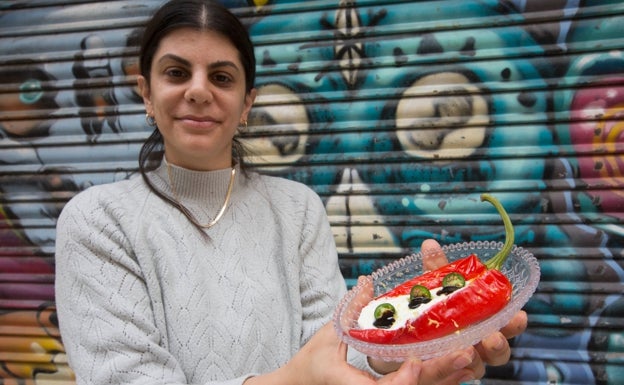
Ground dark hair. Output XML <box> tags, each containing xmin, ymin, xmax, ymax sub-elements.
<box><xmin>137</xmin><ymin>0</ymin><xmax>256</xmax><ymax>229</ymax></box>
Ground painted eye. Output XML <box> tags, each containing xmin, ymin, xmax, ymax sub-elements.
<box><xmin>395</xmin><ymin>72</ymin><xmax>489</xmax><ymax>160</ymax></box>
<box><xmin>244</xmin><ymin>83</ymin><xmax>309</xmax><ymax>168</ymax></box>
<box><xmin>19</xmin><ymin>79</ymin><xmax>44</xmax><ymax>104</ymax></box>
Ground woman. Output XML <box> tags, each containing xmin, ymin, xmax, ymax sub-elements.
<box><xmin>55</xmin><ymin>1</ymin><xmax>527</xmax><ymax>384</ymax></box>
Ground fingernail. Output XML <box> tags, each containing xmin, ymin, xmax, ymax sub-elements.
<box><xmin>410</xmin><ymin>359</ymin><xmax>422</xmax><ymax>377</ymax></box>
<box><xmin>493</xmin><ymin>333</ymin><xmax>506</xmax><ymax>350</ymax></box>
<box><xmin>453</xmin><ymin>352</ymin><xmax>473</xmax><ymax>370</ymax></box>
<box><xmin>459</xmin><ymin>374</ymin><xmax>475</xmax><ymax>383</ymax></box>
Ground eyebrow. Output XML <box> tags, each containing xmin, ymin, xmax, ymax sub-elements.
<box><xmin>157</xmin><ymin>53</ymin><xmax>240</xmax><ymax>72</ymax></box>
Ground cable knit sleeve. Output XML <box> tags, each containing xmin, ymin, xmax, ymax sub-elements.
<box><xmin>295</xmin><ymin>186</ymin><xmax>377</xmax><ymax>373</ymax></box>
<box><xmin>297</xmin><ymin>187</ymin><xmax>347</xmax><ymax>344</ymax></box>
<box><xmin>54</xmin><ymin>184</ymin><xmax>255</xmax><ymax>385</ymax></box>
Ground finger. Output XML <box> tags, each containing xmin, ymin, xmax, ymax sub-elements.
<box><xmin>462</xmin><ymin>346</ymin><xmax>486</xmax><ymax>380</ymax></box>
<box><xmin>320</xmin><ymin>322</ymin><xmax>345</xmax><ymax>348</ymax></box>
<box><xmin>357</xmin><ymin>275</ymin><xmax>374</xmax><ymax>298</ymax></box>
<box><xmin>339</xmin><ymin>365</ymin><xmax>378</xmax><ymax>384</ymax></box>
<box><xmin>473</xmin><ymin>311</ymin><xmax>527</xmax><ymax>367</ymax></box>
<box><xmin>474</xmin><ymin>331</ymin><xmax>511</xmax><ymax>367</ymax></box>
<box><xmin>329</xmin><ymin>362</ymin><xmax>378</xmax><ymax>385</ymax></box>
<box><xmin>368</xmin><ymin>357</ymin><xmax>402</xmax><ymax>375</ymax></box>
<box><xmin>344</xmin><ymin>276</ymin><xmax>374</xmax><ymax>322</ymax></box>
<box><xmin>421</xmin><ymin>239</ymin><xmax>447</xmax><ymax>271</ymax></box>
<box><xmin>378</xmin><ymin>359</ymin><xmax>421</xmax><ymax>385</ymax></box>
<box><xmin>419</xmin><ymin>348</ymin><xmax>481</xmax><ymax>385</ymax></box>
<box><xmin>297</xmin><ymin>323</ymin><xmax>378</xmax><ymax>385</ymax></box>
<box><xmin>499</xmin><ymin>310</ymin><xmax>528</xmax><ymax>339</ymax></box>
<box><xmin>335</xmin><ymin>336</ymin><xmax>349</xmax><ymax>360</ymax></box>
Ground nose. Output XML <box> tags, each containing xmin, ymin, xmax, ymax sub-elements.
<box><xmin>185</xmin><ymin>75</ymin><xmax>213</xmax><ymax>104</ymax></box>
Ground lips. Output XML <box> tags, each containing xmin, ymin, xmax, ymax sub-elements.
<box><xmin>178</xmin><ymin>114</ymin><xmax>219</xmax><ymax>129</ymax></box>
<box><xmin>180</xmin><ymin>114</ymin><xmax>217</xmax><ymax>122</ymax></box>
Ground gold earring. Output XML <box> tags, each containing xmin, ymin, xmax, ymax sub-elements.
<box><xmin>240</xmin><ymin>119</ymin><xmax>248</xmax><ymax>131</ymax></box>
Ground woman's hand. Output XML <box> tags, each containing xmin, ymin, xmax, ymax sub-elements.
<box><xmin>245</xmin><ymin>322</ymin><xmax>422</xmax><ymax>385</ymax></box>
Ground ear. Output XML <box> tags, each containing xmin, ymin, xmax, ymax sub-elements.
<box><xmin>241</xmin><ymin>87</ymin><xmax>257</xmax><ymax>122</ymax></box>
<box><xmin>137</xmin><ymin>75</ymin><xmax>153</xmax><ymax>115</ymax></box>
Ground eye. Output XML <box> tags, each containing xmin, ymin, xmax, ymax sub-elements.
<box><xmin>243</xmin><ymin>83</ymin><xmax>309</xmax><ymax>168</ymax></box>
<box><xmin>164</xmin><ymin>67</ymin><xmax>188</xmax><ymax>79</ymax></box>
<box><xmin>212</xmin><ymin>72</ymin><xmax>234</xmax><ymax>85</ymax></box>
<box><xmin>395</xmin><ymin>72</ymin><xmax>489</xmax><ymax>160</ymax></box>
<box><xmin>19</xmin><ymin>79</ymin><xmax>44</xmax><ymax>104</ymax></box>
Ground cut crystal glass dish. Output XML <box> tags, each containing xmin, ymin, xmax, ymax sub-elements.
<box><xmin>333</xmin><ymin>241</ymin><xmax>540</xmax><ymax>361</ymax></box>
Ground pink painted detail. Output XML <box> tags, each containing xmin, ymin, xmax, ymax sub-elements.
<box><xmin>569</xmin><ymin>77</ymin><xmax>624</xmax><ymax>218</ymax></box>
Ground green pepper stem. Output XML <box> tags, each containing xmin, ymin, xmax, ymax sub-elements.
<box><xmin>481</xmin><ymin>193</ymin><xmax>515</xmax><ymax>270</ymax></box>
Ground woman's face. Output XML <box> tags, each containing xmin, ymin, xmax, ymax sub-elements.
<box><xmin>138</xmin><ymin>27</ymin><xmax>256</xmax><ymax>171</ymax></box>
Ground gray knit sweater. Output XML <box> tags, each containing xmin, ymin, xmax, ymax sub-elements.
<box><xmin>55</xmin><ymin>162</ymin><xmax>367</xmax><ymax>385</ymax></box>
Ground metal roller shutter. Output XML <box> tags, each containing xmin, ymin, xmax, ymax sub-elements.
<box><xmin>0</xmin><ymin>0</ymin><xmax>622</xmax><ymax>383</ymax></box>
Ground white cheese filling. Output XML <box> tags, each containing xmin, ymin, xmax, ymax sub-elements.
<box><xmin>357</xmin><ymin>281</ymin><xmax>472</xmax><ymax>330</ymax></box>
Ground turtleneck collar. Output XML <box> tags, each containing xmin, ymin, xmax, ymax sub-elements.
<box><xmin>148</xmin><ymin>158</ymin><xmax>242</xmax><ymax>223</ymax></box>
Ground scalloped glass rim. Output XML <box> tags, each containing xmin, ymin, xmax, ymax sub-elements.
<box><xmin>333</xmin><ymin>241</ymin><xmax>540</xmax><ymax>361</ymax></box>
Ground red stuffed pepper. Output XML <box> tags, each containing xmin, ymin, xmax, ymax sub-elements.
<box><xmin>349</xmin><ymin>194</ymin><xmax>514</xmax><ymax>344</ymax></box>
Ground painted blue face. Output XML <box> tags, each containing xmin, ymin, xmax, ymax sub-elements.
<box><xmin>247</xmin><ymin>0</ymin><xmax>559</xmax><ymax>250</ymax></box>
<box><xmin>246</xmin><ymin>3</ymin><xmax>624</xmax><ymax>384</ymax></box>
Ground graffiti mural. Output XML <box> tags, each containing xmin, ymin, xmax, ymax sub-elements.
<box><xmin>0</xmin><ymin>0</ymin><xmax>622</xmax><ymax>384</ymax></box>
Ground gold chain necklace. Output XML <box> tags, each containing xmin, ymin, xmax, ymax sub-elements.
<box><xmin>166</xmin><ymin>162</ymin><xmax>236</xmax><ymax>229</ymax></box>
